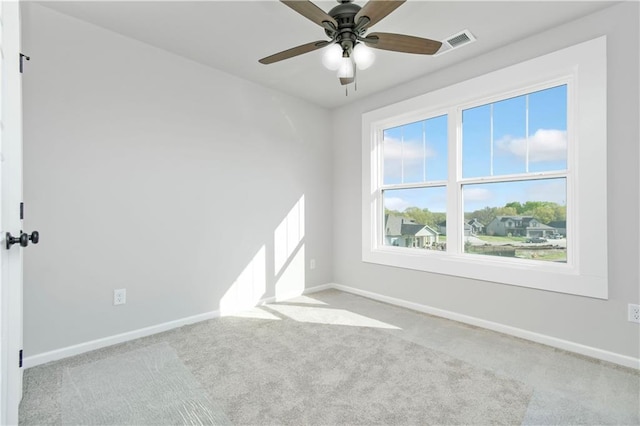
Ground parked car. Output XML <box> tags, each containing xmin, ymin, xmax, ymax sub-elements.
<box><xmin>549</xmin><ymin>234</ymin><xmax>563</xmax><ymax>239</ymax></box>
<box><xmin>525</xmin><ymin>237</ymin><xmax>548</xmax><ymax>243</ymax></box>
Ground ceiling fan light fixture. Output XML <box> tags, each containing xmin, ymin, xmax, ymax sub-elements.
<box><xmin>259</xmin><ymin>0</ymin><xmax>442</xmax><ymax>88</ymax></box>
<box><xmin>337</xmin><ymin>57</ymin><xmax>355</xmax><ymax>79</ymax></box>
<box><xmin>353</xmin><ymin>43</ymin><xmax>375</xmax><ymax>70</ymax></box>
<box><xmin>322</xmin><ymin>44</ymin><xmax>343</xmax><ymax>70</ymax></box>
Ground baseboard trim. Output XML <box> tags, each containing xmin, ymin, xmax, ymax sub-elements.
<box><xmin>330</xmin><ymin>283</ymin><xmax>640</xmax><ymax>370</ymax></box>
<box><xmin>22</xmin><ymin>310</ymin><xmax>220</xmax><ymax>368</ymax></box>
<box><xmin>23</xmin><ymin>283</ymin><xmax>332</xmax><ymax>369</ymax></box>
<box><xmin>24</xmin><ymin>282</ymin><xmax>638</xmax><ymax>370</ymax></box>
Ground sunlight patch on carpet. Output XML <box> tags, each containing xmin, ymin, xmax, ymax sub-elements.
<box><xmin>267</xmin><ymin>304</ymin><xmax>402</xmax><ymax>329</ymax></box>
<box><xmin>230</xmin><ymin>307</ymin><xmax>282</xmax><ymax>321</ymax></box>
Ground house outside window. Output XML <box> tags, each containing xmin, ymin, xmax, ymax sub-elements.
<box><xmin>361</xmin><ymin>37</ymin><xmax>608</xmax><ymax>299</ymax></box>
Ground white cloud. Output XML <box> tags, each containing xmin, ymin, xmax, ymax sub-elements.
<box><xmin>495</xmin><ymin>129</ymin><xmax>567</xmax><ymax>162</ymax></box>
<box><xmin>384</xmin><ymin>137</ymin><xmax>436</xmax><ymax>161</ymax></box>
<box><xmin>384</xmin><ymin>197</ymin><xmax>411</xmax><ymax>211</ymax></box>
<box><xmin>464</xmin><ymin>187</ymin><xmax>492</xmax><ymax>201</ymax></box>
<box><xmin>383</xmin><ymin>137</ymin><xmax>438</xmax><ymax>181</ymax></box>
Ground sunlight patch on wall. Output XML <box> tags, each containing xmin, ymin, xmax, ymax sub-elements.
<box><xmin>220</xmin><ymin>246</ymin><xmax>266</xmax><ymax>315</ymax></box>
<box><xmin>274</xmin><ymin>195</ymin><xmax>305</xmax><ymax>275</ymax></box>
<box><xmin>274</xmin><ymin>244</ymin><xmax>305</xmax><ymax>302</ymax></box>
<box><xmin>267</xmin><ymin>304</ymin><xmax>401</xmax><ymax>330</ymax></box>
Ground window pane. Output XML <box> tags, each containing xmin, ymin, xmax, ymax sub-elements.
<box><xmin>383</xmin><ymin>115</ymin><xmax>447</xmax><ymax>185</ymax></box>
<box><xmin>528</xmin><ymin>85</ymin><xmax>567</xmax><ymax>172</ymax></box>
<box><xmin>493</xmin><ymin>95</ymin><xmax>526</xmax><ymax>175</ymax></box>
<box><xmin>462</xmin><ymin>179</ymin><xmax>567</xmax><ymax>263</ymax></box>
<box><xmin>462</xmin><ymin>104</ymin><xmax>491</xmax><ymax>178</ymax></box>
<box><xmin>425</xmin><ymin>115</ymin><xmax>448</xmax><ymax>181</ymax></box>
<box><xmin>383</xmin><ymin>187</ymin><xmax>446</xmax><ymax>249</ymax></box>
<box><xmin>382</xmin><ymin>126</ymin><xmax>403</xmax><ymax>185</ymax></box>
<box><xmin>463</xmin><ymin>85</ymin><xmax>568</xmax><ymax>178</ymax></box>
<box><xmin>401</xmin><ymin>121</ymin><xmax>426</xmax><ymax>184</ymax></box>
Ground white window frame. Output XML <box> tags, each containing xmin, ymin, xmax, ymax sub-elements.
<box><xmin>362</xmin><ymin>37</ymin><xmax>607</xmax><ymax>299</ymax></box>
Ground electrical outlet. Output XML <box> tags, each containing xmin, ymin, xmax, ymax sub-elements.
<box><xmin>629</xmin><ymin>304</ymin><xmax>640</xmax><ymax>323</ymax></box>
<box><xmin>310</xmin><ymin>259</ymin><xmax>316</xmax><ymax>270</ymax></box>
<box><xmin>114</xmin><ymin>289</ymin><xmax>126</xmax><ymax>306</ymax></box>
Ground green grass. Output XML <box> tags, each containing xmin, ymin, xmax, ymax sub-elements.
<box><xmin>475</xmin><ymin>235</ymin><xmax>526</xmax><ymax>243</ymax></box>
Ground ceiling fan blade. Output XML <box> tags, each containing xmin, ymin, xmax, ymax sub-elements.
<box><xmin>281</xmin><ymin>0</ymin><xmax>338</xmax><ymax>29</ymax></box>
<box><xmin>259</xmin><ymin>40</ymin><xmax>331</xmax><ymax>64</ymax></box>
<box><xmin>355</xmin><ymin>0</ymin><xmax>406</xmax><ymax>29</ymax></box>
<box><xmin>364</xmin><ymin>32</ymin><xmax>442</xmax><ymax>55</ymax></box>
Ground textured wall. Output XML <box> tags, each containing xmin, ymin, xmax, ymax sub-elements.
<box><xmin>332</xmin><ymin>2</ymin><xmax>639</xmax><ymax>358</ymax></box>
<box><xmin>22</xmin><ymin>4</ymin><xmax>333</xmax><ymax>356</ymax></box>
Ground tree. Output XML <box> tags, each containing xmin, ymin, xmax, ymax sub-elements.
<box><xmin>465</xmin><ymin>206</ymin><xmax>498</xmax><ymax>225</ymax></box>
<box><xmin>403</xmin><ymin>207</ymin><xmax>431</xmax><ymax>225</ymax></box>
<box><xmin>505</xmin><ymin>202</ymin><xmax>524</xmax><ymax>214</ymax></box>
<box><xmin>551</xmin><ymin>204</ymin><xmax>566</xmax><ymax>221</ymax></box>
<box><xmin>497</xmin><ymin>206</ymin><xmax>518</xmax><ymax>216</ymax></box>
<box><xmin>465</xmin><ymin>202</ymin><xmax>567</xmax><ymax>226</ymax></box>
<box><xmin>528</xmin><ymin>205</ymin><xmax>555</xmax><ymax>224</ymax></box>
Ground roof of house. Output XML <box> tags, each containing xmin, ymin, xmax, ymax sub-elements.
<box><xmin>385</xmin><ymin>214</ymin><xmax>414</xmax><ymax>235</ymax></box>
<box><xmin>400</xmin><ymin>223</ymin><xmax>426</xmax><ymax>236</ymax></box>
<box><xmin>496</xmin><ymin>215</ymin><xmax>536</xmax><ymax>223</ymax></box>
<box><xmin>385</xmin><ymin>214</ymin><xmax>438</xmax><ymax>237</ymax></box>
<box><xmin>491</xmin><ymin>216</ymin><xmax>542</xmax><ymax>226</ymax></box>
<box><xmin>547</xmin><ymin>220</ymin><xmax>567</xmax><ymax>228</ymax></box>
<box><xmin>468</xmin><ymin>218</ymin><xmax>485</xmax><ymax>227</ymax></box>
<box><xmin>401</xmin><ymin>223</ymin><xmax>438</xmax><ymax>237</ymax></box>
<box><xmin>490</xmin><ymin>216</ymin><xmax>559</xmax><ymax>230</ymax></box>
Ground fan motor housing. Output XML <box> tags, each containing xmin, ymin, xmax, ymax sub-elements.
<box><xmin>326</xmin><ymin>1</ymin><xmax>364</xmax><ymax>52</ymax></box>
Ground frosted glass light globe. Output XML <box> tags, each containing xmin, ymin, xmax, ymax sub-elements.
<box><xmin>337</xmin><ymin>57</ymin><xmax>355</xmax><ymax>79</ymax></box>
<box><xmin>322</xmin><ymin>44</ymin><xmax>343</xmax><ymax>71</ymax></box>
<box><xmin>353</xmin><ymin>43</ymin><xmax>375</xmax><ymax>70</ymax></box>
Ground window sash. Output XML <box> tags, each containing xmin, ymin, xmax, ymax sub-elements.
<box><xmin>376</xmin><ymin>79</ymin><xmax>572</xmax><ymax>264</ymax></box>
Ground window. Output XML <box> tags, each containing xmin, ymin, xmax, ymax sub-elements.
<box><xmin>461</xmin><ymin>84</ymin><xmax>568</xmax><ymax>263</ymax></box>
<box><xmin>382</xmin><ymin>115</ymin><xmax>448</xmax><ymax>251</ymax></box>
<box><xmin>362</xmin><ymin>37</ymin><xmax>607</xmax><ymax>298</ymax></box>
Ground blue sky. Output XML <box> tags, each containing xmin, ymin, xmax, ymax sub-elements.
<box><xmin>383</xmin><ymin>85</ymin><xmax>567</xmax><ymax>213</ymax></box>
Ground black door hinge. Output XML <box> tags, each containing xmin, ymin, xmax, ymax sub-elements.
<box><xmin>20</xmin><ymin>202</ymin><xmax>24</xmax><ymax>220</ymax></box>
<box><xmin>19</xmin><ymin>53</ymin><xmax>30</xmax><ymax>74</ymax></box>
<box><xmin>19</xmin><ymin>349</ymin><xmax>23</xmax><ymax>368</ymax></box>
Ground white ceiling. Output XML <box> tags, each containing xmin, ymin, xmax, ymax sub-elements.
<box><xmin>37</xmin><ymin>1</ymin><xmax>616</xmax><ymax>109</ymax></box>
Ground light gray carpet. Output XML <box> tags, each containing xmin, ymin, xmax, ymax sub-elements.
<box><xmin>60</xmin><ymin>343</ymin><xmax>230</xmax><ymax>425</ymax></box>
<box><xmin>19</xmin><ymin>290</ymin><xmax>640</xmax><ymax>425</ymax></box>
<box><xmin>176</xmin><ymin>310</ymin><xmax>532</xmax><ymax>425</ymax></box>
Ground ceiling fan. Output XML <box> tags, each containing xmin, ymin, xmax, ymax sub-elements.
<box><xmin>259</xmin><ymin>0</ymin><xmax>442</xmax><ymax>86</ymax></box>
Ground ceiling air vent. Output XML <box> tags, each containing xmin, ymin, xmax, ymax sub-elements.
<box><xmin>448</xmin><ymin>32</ymin><xmax>471</xmax><ymax>47</ymax></box>
<box><xmin>435</xmin><ymin>29</ymin><xmax>476</xmax><ymax>56</ymax></box>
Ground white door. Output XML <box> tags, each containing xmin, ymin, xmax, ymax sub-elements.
<box><xmin>0</xmin><ymin>1</ymin><xmax>25</xmax><ymax>424</ymax></box>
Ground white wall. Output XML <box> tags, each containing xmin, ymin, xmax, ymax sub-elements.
<box><xmin>22</xmin><ymin>4</ymin><xmax>333</xmax><ymax>356</ymax></box>
<box><xmin>332</xmin><ymin>2</ymin><xmax>639</xmax><ymax>359</ymax></box>
<box><xmin>22</xmin><ymin>1</ymin><xmax>640</xmax><ymax>362</ymax></box>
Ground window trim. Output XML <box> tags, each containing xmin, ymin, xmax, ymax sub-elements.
<box><xmin>362</xmin><ymin>36</ymin><xmax>607</xmax><ymax>299</ymax></box>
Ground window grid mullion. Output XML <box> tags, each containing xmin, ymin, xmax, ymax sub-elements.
<box><xmin>490</xmin><ymin>103</ymin><xmax>494</xmax><ymax>176</ymax></box>
<box><xmin>525</xmin><ymin>94</ymin><xmax>530</xmax><ymax>173</ymax></box>
<box><xmin>449</xmin><ymin>106</ymin><xmax>461</xmax><ymax>254</ymax></box>
<box><xmin>459</xmin><ymin>170</ymin><xmax>567</xmax><ymax>186</ymax></box>
<box><xmin>380</xmin><ymin>181</ymin><xmax>448</xmax><ymax>191</ymax></box>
